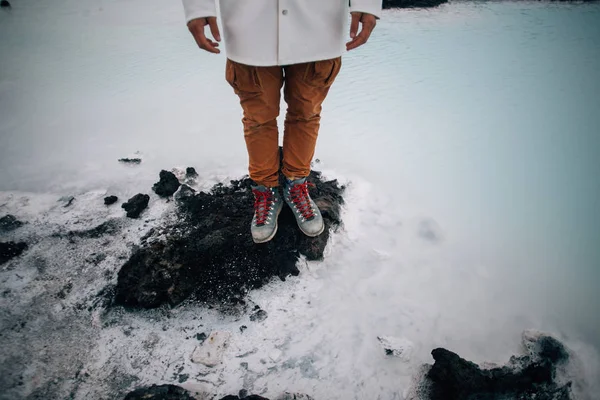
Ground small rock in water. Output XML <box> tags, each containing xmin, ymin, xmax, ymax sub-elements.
<box><xmin>153</xmin><ymin>170</ymin><xmax>181</xmax><ymax>197</ymax></box>
<box><xmin>0</xmin><ymin>215</ymin><xmax>23</xmax><ymax>233</ymax></box>
<box><xmin>121</xmin><ymin>194</ymin><xmax>150</xmax><ymax>218</ymax></box>
<box><xmin>0</xmin><ymin>241</ymin><xmax>28</xmax><ymax>265</ymax></box>
<box><xmin>191</xmin><ymin>331</ymin><xmax>231</xmax><ymax>367</ymax></box>
<box><xmin>104</xmin><ymin>195</ymin><xmax>118</xmax><ymax>205</ymax></box>
<box><xmin>377</xmin><ymin>336</ymin><xmax>414</xmax><ymax>361</ymax></box>
<box><xmin>186</xmin><ymin>167</ymin><xmax>198</xmax><ymax>178</ymax></box>
<box><xmin>196</xmin><ymin>332</ymin><xmax>207</xmax><ymax>343</ymax></box>
<box><xmin>250</xmin><ymin>309</ymin><xmax>268</xmax><ymax>322</ymax></box>
<box><xmin>118</xmin><ymin>158</ymin><xmax>142</xmax><ymax>164</ymax></box>
<box><xmin>1</xmin><ymin>1</ymin><xmax>11</xmax><ymax>9</ymax></box>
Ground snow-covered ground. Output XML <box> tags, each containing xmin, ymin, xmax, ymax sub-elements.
<box><xmin>1</xmin><ymin>0</ymin><xmax>599</xmax><ymax>399</ymax></box>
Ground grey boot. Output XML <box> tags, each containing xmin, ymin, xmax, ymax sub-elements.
<box><xmin>251</xmin><ymin>185</ymin><xmax>283</xmax><ymax>243</ymax></box>
<box><xmin>283</xmin><ymin>177</ymin><xmax>324</xmax><ymax>237</ymax></box>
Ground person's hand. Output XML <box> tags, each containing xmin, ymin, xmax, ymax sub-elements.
<box><xmin>188</xmin><ymin>17</ymin><xmax>221</xmax><ymax>54</ymax></box>
<box><xmin>346</xmin><ymin>12</ymin><xmax>377</xmax><ymax>51</ymax></box>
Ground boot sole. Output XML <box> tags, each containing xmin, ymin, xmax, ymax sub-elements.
<box><xmin>252</xmin><ymin>206</ymin><xmax>282</xmax><ymax>244</ymax></box>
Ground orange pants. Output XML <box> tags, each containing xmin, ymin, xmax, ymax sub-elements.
<box><xmin>226</xmin><ymin>57</ymin><xmax>342</xmax><ymax>187</ymax></box>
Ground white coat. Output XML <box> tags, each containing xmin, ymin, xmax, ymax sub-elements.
<box><xmin>182</xmin><ymin>0</ymin><xmax>382</xmax><ymax>66</ymax></box>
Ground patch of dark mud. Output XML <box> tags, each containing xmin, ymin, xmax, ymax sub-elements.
<box><xmin>420</xmin><ymin>333</ymin><xmax>572</xmax><ymax>400</ymax></box>
<box><xmin>114</xmin><ymin>171</ymin><xmax>344</xmax><ymax>308</ymax></box>
<box><xmin>0</xmin><ymin>215</ymin><xmax>23</xmax><ymax>233</ymax></box>
<box><xmin>0</xmin><ymin>241</ymin><xmax>28</xmax><ymax>265</ymax></box>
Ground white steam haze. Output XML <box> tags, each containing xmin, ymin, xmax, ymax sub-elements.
<box><xmin>1</xmin><ymin>0</ymin><xmax>599</xmax><ymax>399</ymax></box>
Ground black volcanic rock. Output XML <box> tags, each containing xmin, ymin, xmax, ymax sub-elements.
<box><xmin>0</xmin><ymin>242</ymin><xmax>28</xmax><ymax>265</ymax></box>
<box><xmin>115</xmin><ymin>171</ymin><xmax>344</xmax><ymax>308</ymax></box>
<box><xmin>121</xmin><ymin>194</ymin><xmax>150</xmax><ymax>219</ymax></box>
<box><xmin>383</xmin><ymin>0</ymin><xmax>447</xmax><ymax>8</ymax></box>
<box><xmin>118</xmin><ymin>158</ymin><xmax>142</xmax><ymax>164</ymax></box>
<box><xmin>1</xmin><ymin>1</ymin><xmax>11</xmax><ymax>9</ymax></box>
<box><xmin>423</xmin><ymin>333</ymin><xmax>571</xmax><ymax>400</ymax></box>
<box><xmin>104</xmin><ymin>195</ymin><xmax>119</xmax><ymax>205</ymax></box>
<box><xmin>0</xmin><ymin>215</ymin><xmax>23</xmax><ymax>233</ymax></box>
<box><xmin>153</xmin><ymin>170</ymin><xmax>181</xmax><ymax>197</ymax></box>
<box><xmin>186</xmin><ymin>167</ymin><xmax>198</xmax><ymax>178</ymax></box>
<box><xmin>123</xmin><ymin>384</ymin><xmax>196</xmax><ymax>400</ymax></box>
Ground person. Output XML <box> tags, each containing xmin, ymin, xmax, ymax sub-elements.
<box><xmin>183</xmin><ymin>0</ymin><xmax>381</xmax><ymax>243</ymax></box>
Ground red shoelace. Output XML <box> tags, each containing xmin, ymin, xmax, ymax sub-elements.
<box><xmin>252</xmin><ymin>189</ymin><xmax>273</xmax><ymax>226</ymax></box>
<box><xmin>289</xmin><ymin>181</ymin><xmax>315</xmax><ymax>220</ymax></box>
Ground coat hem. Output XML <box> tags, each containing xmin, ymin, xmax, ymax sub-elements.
<box><xmin>227</xmin><ymin>51</ymin><xmax>345</xmax><ymax>67</ymax></box>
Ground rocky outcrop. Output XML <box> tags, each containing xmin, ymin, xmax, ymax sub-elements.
<box><xmin>383</xmin><ymin>0</ymin><xmax>448</xmax><ymax>9</ymax></box>
<box><xmin>153</xmin><ymin>170</ymin><xmax>181</xmax><ymax>197</ymax></box>
<box><xmin>115</xmin><ymin>171</ymin><xmax>344</xmax><ymax>308</ymax></box>
<box><xmin>0</xmin><ymin>241</ymin><xmax>28</xmax><ymax>265</ymax></box>
<box><xmin>122</xmin><ymin>194</ymin><xmax>150</xmax><ymax>218</ymax></box>
<box><xmin>421</xmin><ymin>332</ymin><xmax>572</xmax><ymax>400</ymax></box>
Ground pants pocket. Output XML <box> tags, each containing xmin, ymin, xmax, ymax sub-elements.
<box><xmin>226</xmin><ymin>59</ymin><xmax>262</xmax><ymax>94</ymax></box>
<box><xmin>303</xmin><ymin>57</ymin><xmax>342</xmax><ymax>88</ymax></box>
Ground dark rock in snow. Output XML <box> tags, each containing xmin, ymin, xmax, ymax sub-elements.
<box><xmin>422</xmin><ymin>333</ymin><xmax>571</xmax><ymax>400</ymax></box>
<box><xmin>122</xmin><ymin>194</ymin><xmax>150</xmax><ymax>219</ymax></box>
<box><xmin>123</xmin><ymin>384</ymin><xmax>197</xmax><ymax>400</ymax></box>
<box><xmin>0</xmin><ymin>215</ymin><xmax>23</xmax><ymax>233</ymax></box>
<box><xmin>196</xmin><ymin>332</ymin><xmax>207</xmax><ymax>342</ymax></box>
<box><xmin>153</xmin><ymin>170</ymin><xmax>181</xmax><ymax>197</ymax></box>
<box><xmin>0</xmin><ymin>242</ymin><xmax>28</xmax><ymax>265</ymax></box>
<box><xmin>0</xmin><ymin>1</ymin><xmax>11</xmax><ymax>9</ymax></box>
<box><xmin>115</xmin><ymin>170</ymin><xmax>344</xmax><ymax>308</ymax></box>
<box><xmin>186</xmin><ymin>167</ymin><xmax>198</xmax><ymax>178</ymax></box>
<box><xmin>104</xmin><ymin>195</ymin><xmax>119</xmax><ymax>205</ymax></box>
<box><xmin>250</xmin><ymin>308</ymin><xmax>268</xmax><ymax>322</ymax></box>
<box><xmin>118</xmin><ymin>158</ymin><xmax>142</xmax><ymax>164</ymax></box>
<box><xmin>219</xmin><ymin>396</ymin><xmax>269</xmax><ymax>400</ymax></box>
<box><xmin>383</xmin><ymin>0</ymin><xmax>447</xmax><ymax>8</ymax></box>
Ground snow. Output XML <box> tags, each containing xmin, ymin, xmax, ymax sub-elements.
<box><xmin>1</xmin><ymin>0</ymin><xmax>600</xmax><ymax>399</ymax></box>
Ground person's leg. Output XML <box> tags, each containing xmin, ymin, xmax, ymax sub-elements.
<box><xmin>226</xmin><ymin>59</ymin><xmax>284</xmax><ymax>243</ymax></box>
<box><xmin>281</xmin><ymin>57</ymin><xmax>342</xmax><ymax>237</ymax></box>
<box><xmin>226</xmin><ymin>59</ymin><xmax>284</xmax><ymax>187</ymax></box>
<box><xmin>282</xmin><ymin>57</ymin><xmax>342</xmax><ymax>180</ymax></box>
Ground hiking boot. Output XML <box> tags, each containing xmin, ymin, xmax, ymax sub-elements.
<box><xmin>251</xmin><ymin>185</ymin><xmax>283</xmax><ymax>243</ymax></box>
<box><xmin>283</xmin><ymin>177</ymin><xmax>324</xmax><ymax>237</ymax></box>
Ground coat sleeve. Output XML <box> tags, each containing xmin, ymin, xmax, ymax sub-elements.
<box><xmin>182</xmin><ymin>0</ymin><xmax>217</xmax><ymax>24</ymax></box>
<box><xmin>349</xmin><ymin>0</ymin><xmax>382</xmax><ymax>19</ymax></box>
